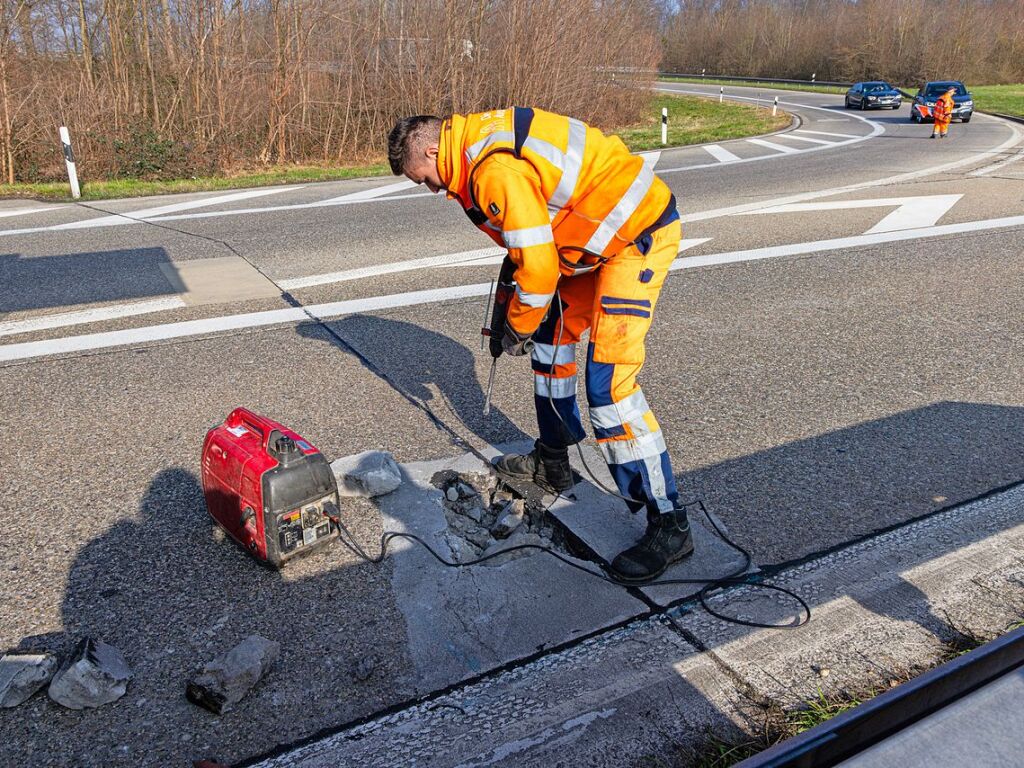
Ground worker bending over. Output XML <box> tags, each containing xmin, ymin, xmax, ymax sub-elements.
<box><xmin>932</xmin><ymin>87</ymin><xmax>956</xmax><ymax>138</ymax></box>
<box><xmin>388</xmin><ymin>108</ymin><xmax>693</xmax><ymax>581</ymax></box>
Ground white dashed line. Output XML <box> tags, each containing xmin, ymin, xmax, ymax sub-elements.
<box><xmin>746</xmin><ymin>138</ymin><xmax>800</xmax><ymax>154</ymax></box>
<box><xmin>702</xmin><ymin>144</ymin><xmax>741</xmax><ymax>163</ymax></box>
<box><xmin>776</xmin><ymin>134</ymin><xmax>835</xmax><ymax>146</ymax></box>
<box><xmin>0</xmin><ymin>206</ymin><xmax>57</xmax><ymax>219</ymax></box>
<box><xmin>793</xmin><ymin>128</ymin><xmax>861</xmax><ymax>139</ymax></box>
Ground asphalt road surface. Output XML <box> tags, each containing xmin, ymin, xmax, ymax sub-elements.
<box><xmin>2</xmin><ymin>84</ymin><xmax>1023</xmax><ymax>766</ymax></box>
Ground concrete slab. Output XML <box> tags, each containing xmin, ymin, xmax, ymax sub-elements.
<box><xmin>494</xmin><ymin>440</ymin><xmax>753</xmax><ymax>608</ymax></box>
<box><xmin>246</xmin><ymin>615</ymin><xmax>753</xmax><ymax>768</ymax></box>
<box><xmin>375</xmin><ymin>451</ymin><xmax>647</xmax><ymax>693</ymax></box>
<box><xmin>159</xmin><ymin>255</ymin><xmax>281</xmax><ymax>305</ymax></box>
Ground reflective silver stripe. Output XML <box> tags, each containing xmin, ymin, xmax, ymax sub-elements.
<box><xmin>515</xmin><ymin>286</ymin><xmax>555</xmax><ymax>308</ymax></box>
<box><xmin>523</xmin><ymin>136</ymin><xmax>565</xmax><ymax>172</ymax></box>
<box><xmin>548</xmin><ymin>118</ymin><xmax>587</xmax><ymax>215</ymax></box>
<box><xmin>484</xmin><ymin>220</ymin><xmax>501</xmax><ymax>232</ymax></box>
<box><xmin>584</xmin><ymin>163</ymin><xmax>655</xmax><ymax>254</ymax></box>
<box><xmin>502</xmin><ymin>224</ymin><xmax>554</xmax><ymax>249</ymax></box>
<box><xmin>642</xmin><ymin>454</ymin><xmax>673</xmax><ymax>513</ymax></box>
<box><xmin>534</xmin><ymin>374</ymin><xmax>578</xmax><ymax>399</ymax></box>
<box><xmin>465</xmin><ymin>131</ymin><xmax>514</xmax><ymax>163</ymax></box>
<box><xmin>531</xmin><ymin>342</ymin><xmax>576</xmax><ymax>366</ymax></box>
<box><xmin>589</xmin><ymin>389</ymin><xmax>651</xmax><ymax>429</ymax></box>
<box><xmin>597</xmin><ymin>430</ymin><xmax>667</xmax><ymax>465</ymax></box>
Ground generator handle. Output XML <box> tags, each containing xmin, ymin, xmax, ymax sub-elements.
<box><xmin>226</xmin><ymin>407</ymin><xmax>279</xmax><ymax>450</ymax></box>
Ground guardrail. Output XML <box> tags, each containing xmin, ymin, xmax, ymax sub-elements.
<box><xmin>659</xmin><ymin>72</ymin><xmax>852</xmax><ymax>88</ymax></box>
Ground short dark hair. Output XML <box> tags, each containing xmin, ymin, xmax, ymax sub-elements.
<box><xmin>387</xmin><ymin>115</ymin><xmax>442</xmax><ymax>175</ymax></box>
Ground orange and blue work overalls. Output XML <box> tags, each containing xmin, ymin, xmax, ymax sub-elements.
<box><xmin>437</xmin><ymin>107</ymin><xmax>682</xmax><ymax>516</ymax></box>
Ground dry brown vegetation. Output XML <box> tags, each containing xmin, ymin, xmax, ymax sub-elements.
<box><xmin>662</xmin><ymin>0</ymin><xmax>1024</xmax><ymax>87</ymax></box>
<box><xmin>0</xmin><ymin>0</ymin><xmax>660</xmax><ymax>184</ymax></box>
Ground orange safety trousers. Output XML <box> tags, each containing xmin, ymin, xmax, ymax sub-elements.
<box><xmin>532</xmin><ymin>218</ymin><xmax>682</xmax><ymax>516</ymax></box>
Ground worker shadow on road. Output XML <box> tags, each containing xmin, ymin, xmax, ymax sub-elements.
<box><xmin>295</xmin><ymin>316</ymin><xmax>531</xmax><ymax>448</ymax></box>
<box><xmin>676</xmin><ymin>400</ymin><xmax>1024</xmax><ymax>644</ymax></box>
<box><xmin>17</xmin><ymin>465</ymin><xmax>419</xmax><ymax>766</ymax></box>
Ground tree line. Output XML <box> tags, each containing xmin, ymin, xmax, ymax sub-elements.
<box><xmin>0</xmin><ymin>0</ymin><xmax>659</xmax><ymax>184</ymax></box>
<box><xmin>661</xmin><ymin>0</ymin><xmax>1024</xmax><ymax>88</ymax></box>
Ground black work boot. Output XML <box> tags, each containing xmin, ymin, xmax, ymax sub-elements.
<box><xmin>609</xmin><ymin>508</ymin><xmax>694</xmax><ymax>583</ymax></box>
<box><xmin>493</xmin><ymin>440</ymin><xmax>574</xmax><ymax>494</ymax></box>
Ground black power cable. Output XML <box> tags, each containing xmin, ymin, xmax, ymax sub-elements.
<box><xmin>325</xmin><ymin>286</ymin><xmax>810</xmax><ymax>630</ymax></box>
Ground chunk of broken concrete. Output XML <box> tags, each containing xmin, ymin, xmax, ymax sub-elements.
<box><xmin>0</xmin><ymin>652</ymin><xmax>58</xmax><ymax>708</ymax></box>
<box><xmin>491</xmin><ymin>499</ymin><xmax>525</xmax><ymax>539</ymax></box>
<box><xmin>445</xmin><ymin>486</ymin><xmax>459</xmax><ymax>502</ymax></box>
<box><xmin>186</xmin><ymin>635</ymin><xmax>280</xmax><ymax>715</ymax></box>
<box><xmin>331</xmin><ymin>451</ymin><xmax>402</xmax><ymax>498</ymax></box>
<box><xmin>48</xmin><ymin>638</ymin><xmax>132</xmax><ymax>710</ymax></box>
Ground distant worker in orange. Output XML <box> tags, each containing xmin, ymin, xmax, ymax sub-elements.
<box><xmin>387</xmin><ymin>108</ymin><xmax>693</xmax><ymax>582</ymax></box>
<box><xmin>931</xmin><ymin>86</ymin><xmax>956</xmax><ymax>139</ymax></box>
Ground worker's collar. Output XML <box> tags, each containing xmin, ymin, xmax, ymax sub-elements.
<box><xmin>437</xmin><ymin>114</ymin><xmax>469</xmax><ymax>201</ymax></box>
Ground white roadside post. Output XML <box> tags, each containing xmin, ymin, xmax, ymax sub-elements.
<box><xmin>59</xmin><ymin>126</ymin><xmax>81</xmax><ymax>199</ymax></box>
<box><xmin>701</xmin><ymin>68</ymin><xmax>706</xmax><ymax>78</ymax></box>
<box><xmin>772</xmin><ymin>95</ymin><xmax>779</xmax><ymax>116</ymax></box>
<box><xmin>661</xmin><ymin>107</ymin><xmax>668</xmax><ymax>145</ymax></box>
<box><xmin>719</xmin><ymin>86</ymin><xmax>724</xmax><ymax>103</ymax></box>
<box><xmin>811</xmin><ymin>72</ymin><xmax>817</xmax><ymax>83</ymax></box>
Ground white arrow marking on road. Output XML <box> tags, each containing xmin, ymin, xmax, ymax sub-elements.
<box><xmin>6</xmin><ymin>215</ymin><xmax>1024</xmax><ymax>363</ymax></box>
<box><xmin>744</xmin><ymin>194</ymin><xmax>963</xmax><ymax>234</ymax></box>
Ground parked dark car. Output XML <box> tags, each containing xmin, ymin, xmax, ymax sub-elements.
<box><xmin>910</xmin><ymin>81</ymin><xmax>974</xmax><ymax>123</ymax></box>
<box><xmin>845</xmin><ymin>81</ymin><xmax>902</xmax><ymax>110</ymax></box>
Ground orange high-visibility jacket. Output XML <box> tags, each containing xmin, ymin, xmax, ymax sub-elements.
<box><xmin>934</xmin><ymin>92</ymin><xmax>954</xmax><ymax>124</ymax></box>
<box><xmin>436</xmin><ymin>107</ymin><xmax>676</xmax><ymax>336</ymax></box>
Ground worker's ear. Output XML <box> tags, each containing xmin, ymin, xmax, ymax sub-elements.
<box><xmin>425</xmin><ymin>143</ymin><xmax>439</xmax><ymax>162</ymax></box>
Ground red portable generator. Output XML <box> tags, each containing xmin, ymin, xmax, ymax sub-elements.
<box><xmin>201</xmin><ymin>407</ymin><xmax>339</xmax><ymax>567</ymax></box>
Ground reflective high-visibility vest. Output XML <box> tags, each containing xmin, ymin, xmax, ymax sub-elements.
<box><xmin>934</xmin><ymin>93</ymin><xmax>954</xmax><ymax>123</ymax></box>
<box><xmin>437</xmin><ymin>107</ymin><xmax>677</xmax><ymax>335</ymax></box>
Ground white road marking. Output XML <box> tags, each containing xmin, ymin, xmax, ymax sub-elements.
<box><xmin>653</xmin><ymin>87</ymin><xmax>884</xmax><ymax>174</ymax></box>
<box><xmin>0</xmin><ymin>187</ymin><xmax>299</xmax><ymax>236</ymax></box>
<box><xmin>680</xmin><ymin>117</ymin><xmax>1022</xmax><ymax>224</ymax></box>
<box><xmin>815</xmin><ymin>118</ymin><xmax>852</xmax><ymax>123</ymax></box>
<box><xmin>702</xmin><ymin>144</ymin><xmax>741</xmax><ymax>163</ymax></box>
<box><xmin>0</xmin><ymin>206</ymin><xmax>56</xmax><ymax>219</ymax></box>
<box><xmin>776</xmin><ymin>134</ymin><xmax>834</xmax><ymax>146</ymax></box>
<box><xmin>745</xmin><ymin>194</ymin><xmax>964</xmax><ymax>234</ymax></box>
<box><xmin>279</xmin><ymin>246</ymin><xmax>506</xmax><ymax>289</ymax></box>
<box><xmin>793</xmin><ymin>128</ymin><xmax>861</xmax><ymax>139</ymax></box>
<box><xmin>320</xmin><ymin>179</ymin><xmax>418</xmax><ymax>202</ymax></box>
<box><xmin>669</xmin><ymin>213</ymin><xmax>1024</xmax><ymax>273</ymax></box>
<box><xmin>639</xmin><ymin>151</ymin><xmax>661</xmax><ymax>170</ymax></box>
<box><xmin>0</xmin><ymin>297</ymin><xmax>187</xmax><ymax>338</ymax></box>
<box><xmin>4</xmin><ymin>216</ymin><xmax>1023</xmax><ymax>363</ymax></box>
<box><xmin>746</xmin><ymin>138</ymin><xmax>800</xmax><ymax>154</ymax></box>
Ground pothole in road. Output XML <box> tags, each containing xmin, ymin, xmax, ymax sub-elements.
<box><xmin>429</xmin><ymin>470</ymin><xmax>579</xmax><ymax>566</ymax></box>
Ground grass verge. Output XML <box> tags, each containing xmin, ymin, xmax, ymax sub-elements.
<box><xmin>660</xmin><ymin>76</ymin><xmax>847</xmax><ymax>96</ymax></box>
<box><xmin>0</xmin><ymin>162</ymin><xmax>390</xmax><ymax>202</ymax></box>
<box><xmin>972</xmin><ymin>84</ymin><xmax>1024</xmax><ymax>117</ymax></box>
<box><xmin>617</xmin><ymin>93</ymin><xmax>790</xmax><ymax>152</ymax></box>
<box><xmin>689</xmin><ymin>615</ymin><xmax>1024</xmax><ymax>767</ymax></box>
<box><xmin>2</xmin><ymin>94</ymin><xmax>786</xmax><ymax>202</ymax></box>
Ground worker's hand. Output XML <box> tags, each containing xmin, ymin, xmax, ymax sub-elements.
<box><xmin>501</xmin><ymin>325</ymin><xmax>535</xmax><ymax>357</ymax></box>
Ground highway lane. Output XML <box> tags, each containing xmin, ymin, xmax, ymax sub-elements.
<box><xmin>1</xmin><ymin>86</ymin><xmax>1023</xmax><ymax>767</ymax></box>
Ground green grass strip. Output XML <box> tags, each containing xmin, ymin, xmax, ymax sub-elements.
<box><xmin>2</xmin><ymin>93</ymin><xmax>786</xmax><ymax>202</ymax></box>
